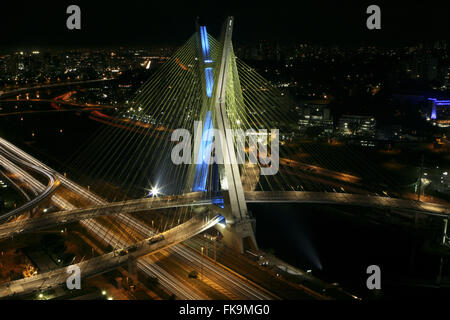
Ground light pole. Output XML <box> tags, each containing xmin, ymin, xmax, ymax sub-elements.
<box><xmin>214</xmin><ymin>237</ymin><xmax>217</xmax><ymax>263</ymax></box>
<box><xmin>442</xmin><ymin>219</ymin><xmax>448</xmax><ymax>246</ymax></box>
<box><xmin>200</xmin><ymin>246</ymin><xmax>204</xmax><ymax>280</ymax></box>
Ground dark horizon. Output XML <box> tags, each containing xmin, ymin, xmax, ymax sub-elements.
<box><xmin>1</xmin><ymin>1</ymin><xmax>449</xmax><ymax>48</ymax></box>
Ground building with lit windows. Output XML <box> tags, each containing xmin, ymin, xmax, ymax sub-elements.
<box><xmin>337</xmin><ymin>115</ymin><xmax>376</xmax><ymax>146</ymax></box>
<box><xmin>338</xmin><ymin>115</ymin><xmax>376</xmax><ymax>137</ymax></box>
<box><xmin>428</xmin><ymin>98</ymin><xmax>450</xmax><ymax>127</ymax></box>
<box><xmin>297</xmin><ymin>104</ymin><xmax>333</xmax><ymax>137</ymax></box>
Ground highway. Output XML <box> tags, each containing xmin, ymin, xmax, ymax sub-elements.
<box><xmin>0</xmin><ymin>137</ymin><xmax>215</xmax><ymax>299</ymax></box>
<box><xmin>0</xmin><ymin>137</ymin><xmax>273</xmax><ymax>300</ymax></box>
<box><xmin>112</xmin><ymin>213</ymin><xmax>273</xmax><ymax>300</ymax></box>
<box><xmin>280</xmin><ymin>158</ymin><xmax>362</xmax><ymax>184</ymax></box>
<box><xmin>0</xmin><ymin>79</ymin><xmax>113</xmax><ymax>98</ymax></box>
<box><xmin>0</xmin><ymin>212</ymin><xmax>221</xmax><ymax>298</ymax></box>
<box><xmin>1</xmin><ymin>136</ymin><xmax>447</xmax><ymax>300</ymax></box>
<box><xmin>0</xmin><ymin>183</ymin><xmax>448</xmax><ymax>241</ymax></box>
<box><xmin>1</xmin><ymin>187</ymin><xmax>448</xmax><ymax>242</ymax></box>
<box><xmin>0</xmin><ymin>160</ymin><xmax>221</xmax><ymax>299</ymax></box>
<box><xmin>0</xmin><ymin>195</ymin><xmax>215</xmax><ymax>239</ymax></box>
<box><xmin>0</xmin><ymin>146</ymin><xmax>60</xmax><ymax>222</ymax></box>
<box><xmin>244</xmin><ymin>191</ymin><xmax>450</xmax><ymax>216</ymax></box>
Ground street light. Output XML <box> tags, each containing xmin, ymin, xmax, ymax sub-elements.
<box><xmin>151</xmin><ymin>187</ymin><xmax>159</xmax><ymax>197</ymax></box>
<box><xmin>213</xmin><ymin>236</ymin><xmax>217</xmax><ymax>263</ymax></box>
<box><xmin>200</xmin><ymin>246</ymin><xmax>204</xmax><ymax>280</ymax></box>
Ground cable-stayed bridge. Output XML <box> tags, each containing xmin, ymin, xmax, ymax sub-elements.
<box><xmin>0</xmin><ymin>17</ymin><xmax>449</xmax><ymax>298</ymax></box>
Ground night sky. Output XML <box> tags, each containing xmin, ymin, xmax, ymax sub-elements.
<box><xmin>1</xmin><ymin>1</ymin><xmax>449</xmax><ymax>48</ymax></box>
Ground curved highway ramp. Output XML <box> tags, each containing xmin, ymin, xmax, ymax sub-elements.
<box><xmin>0</xmin><ymin>146</ymin><xmax>60</xmax><ymax>222</ymax></box>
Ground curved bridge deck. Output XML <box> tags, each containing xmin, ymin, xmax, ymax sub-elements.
<box><xmin>0</xmin><ymin>147</ymin><xmax>59</xmax><ymax>222</ymax></box>
<box><xmin>0</xmin><ymin>191</ymin><xmax>448</xmax><ymax>241</ymax></box>
<box><xmin>244</xmin><ymin>191</ymin><xmax>450</xmax><ymax>216</ymax></box>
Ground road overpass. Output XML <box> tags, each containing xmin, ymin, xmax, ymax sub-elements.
<box><xmin>0</xmin><ymin>137</ymin><xmax>273</xmax><ymax>299</ymax></box>
<box><xmin>0</xmin><ymin>211</ymin><xmax>222</xmax><ymax>298</ymax></box>
<box><xmin>1</xmin><ymin>133</ymin><xmax>448</xmax><ymax>240</ymax></box>
<box><xmin>0</xmin><ymin>146</ymin><xmax>60</xmax><ymax>222</ymax></box>
<box><xmin>0</xmin><ymin>189</ymin><xmax>448</xmax><ymax>242</ymax></box>
<box><xmin>244</xmin><ymin>191</ymin><xmax>450</xmax><ymax>217</ymax></box>
<box><xmin>0</xmin><ymin>194</ymin><xmax>217</xmax><ymax>239</ymax></box>
<box><xmin>0</xmin><ymin>78</ymin><xmax>113</xmax><ymax>99</ymax></box>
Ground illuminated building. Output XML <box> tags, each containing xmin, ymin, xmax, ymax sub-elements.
<box><xmin>428</xmin><ymin>98</ymin><xmax>450</xmax><ymax>127</ymax></box>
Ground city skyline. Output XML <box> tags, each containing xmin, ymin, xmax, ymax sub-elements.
<box><xmin>0</xmin><ymin>7</ymin><xmax>449</xmax><ymax>307</ymax></box>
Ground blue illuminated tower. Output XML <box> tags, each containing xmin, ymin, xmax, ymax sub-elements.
<box><xmin>189</xmin><ymin>18</ymin><xmax>258</xmax><ymax>252</ymax></box>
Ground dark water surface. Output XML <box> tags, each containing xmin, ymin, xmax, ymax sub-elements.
<box><xmin>250</xmin><ymin>202</ymin><xmax>450</xmax><ymax>299</ymax></box>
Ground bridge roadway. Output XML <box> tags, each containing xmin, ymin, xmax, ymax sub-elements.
<box><xmin>1</xmin><ymin>136</ymin><xmax>448</xmax><ymax>298</ymax></box>
<box><xmin>0</xmin><ymin>194</ymin><xmax>214</xmax><ymax>239</ymax></box>
<box><xmin>0</xmin><ymin>137</ymin><xmax>221</xmax><ymax>299</ymax></box>
<box><xmin>244</xmin><ymin>191</ymin><xmax>450</xmax><ymax>216</ymax></box>
<box><xmin>0</xmin><ymin>137</ymin><xmax>273</xmax><ymax>300</ymax></box>
<box><xmin>0</xmin><ymin>212</ymin><xmax>221</xmax><ymax>298</ymax></box>
<box><xmin>0</xmin><ymin>146</ymin><xmax>60</xmax><ymax>222</ymax></box>
<box><xmin>0</xmin><ymin>190</ymin><xmax>448</xmax><ymax>241</ymax></box>
<box><xmin>0</xmin><ymin>78</ymin><xmax>113</xmax><ymax>98</ymax></box>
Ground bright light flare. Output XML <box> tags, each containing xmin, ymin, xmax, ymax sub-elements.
<box><xmin>150</xmin><ymin>187</ymin><xmax>160</xmax><ymax>197</ymax></box>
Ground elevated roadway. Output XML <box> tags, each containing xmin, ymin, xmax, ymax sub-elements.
<box><xmin>0</xmin><ymin>136</ymin><xmax>448</xmax><ymax>299</ymax></box>
<box><xmin>1</xmin><ymin>189</ymin><xmax>448</xmax><ymax>241</ymax></box>
<box><xmin>0</xmin><ymin>211</ymin><xmax>222</xmax><ymax>298</ymax></box>
<box><xmin>0</xmin><ymin>79</ymin><xmax>113</xmax><ymax>99</ymax></box>
<box><xmin>0</xmin><ymin>194</ymin><xmax>215</xmax><ymax>239</ymax></box>
<box><xmin>0</xmin><ymin>137</ymin><xmax>272</xmax><ymax>299</ymax></box>
<box><xmin>244</xmin><ymin>191</ymin><xmax>450</xmax><ymax>217</ymax></box>
<box><xmin>0</xmin><ymin>146</ymin><xmax>59</xmax><ymax>222</ymax></box>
